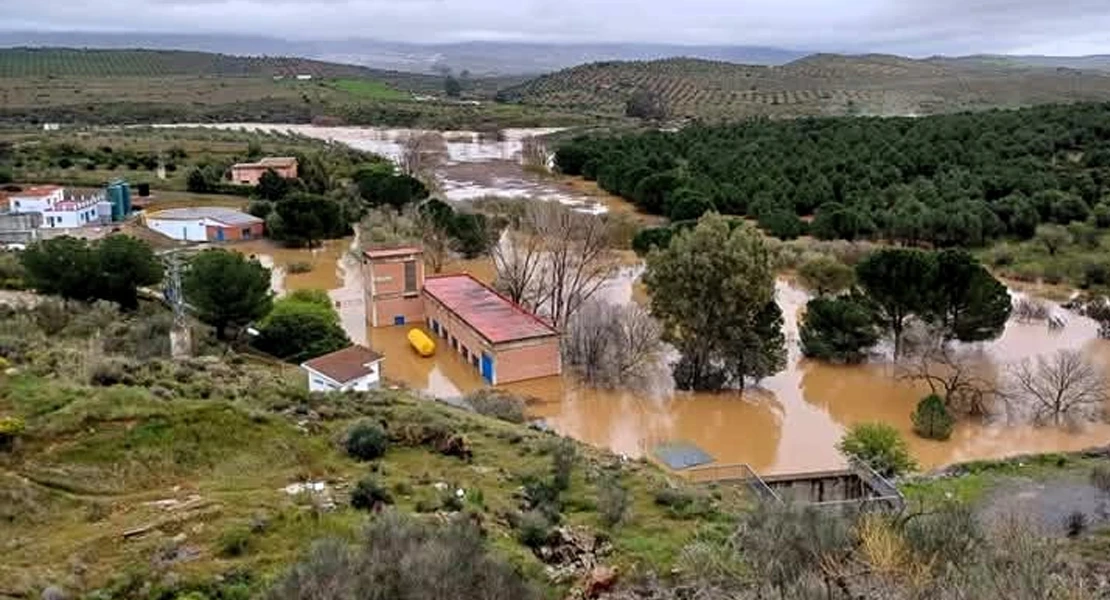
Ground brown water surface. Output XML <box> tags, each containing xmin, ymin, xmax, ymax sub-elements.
<box><xmin>230</xmin><ymin>233</ymin><xmax>1110</xmax><ymax>476</ymax></box>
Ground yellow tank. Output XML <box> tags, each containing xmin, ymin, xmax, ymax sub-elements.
<box><xmin>407</xmin><ymin>328</ymin><xmax>436</xmax><ymax>357</ymax></box>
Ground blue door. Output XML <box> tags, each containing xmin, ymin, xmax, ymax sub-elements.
<box><xmin>393</xmin><ymin>315</ymin><xmax>406</xmax><ymax>326</ymax></box>
<box><xmin>480</xmin><ymin>353</ymin><xmax>494</xmax><ymax>384</ymax></box>
<box><xmin>215</xmin><ymin>227</ymin><xmax>225</xmax><ymax>242</ymax></box>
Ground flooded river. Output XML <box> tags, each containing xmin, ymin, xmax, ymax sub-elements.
<box><xmin>233</xmin><ymin>235</ymin><xmax>1110</xmax><ymax>475</ymax></box>
<box><xmin>184</xmin><ymin>123</ymin><xmax>632</xmax><ymax>215</ymax></box>
<box><xmin>205</xmin><ymin>122</ymin><xmax>1110</xmax><ymax>475</ymax></box>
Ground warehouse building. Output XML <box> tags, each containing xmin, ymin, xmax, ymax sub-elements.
<box><xmin>144</xmin><ymin>207</ymin><xmax>264</xmax><ymax>242</ymax></box>
<box><xmin>363</xmin><ymin>246</ymin><xmax>561</xmax><ymax>385</ymax></box>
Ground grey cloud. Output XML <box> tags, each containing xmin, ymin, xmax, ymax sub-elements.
<box><xmin>3</xmin><ymin>0</ymin><xmax>1110</xmax><ymax>55</ymax></box>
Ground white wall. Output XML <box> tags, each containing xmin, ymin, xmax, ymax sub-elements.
<box><xmin>10</xmin><ymin>189</ymin><xmax>64</xmax><ymax>214</ymax></box>
<box><xmin>147</xmin><ymin>218</ymin><xmax>209</xmax><ymax>241</ymax></box>
<box><xmin>304</xmin><ymin>364</ymin><xmax>381</xmax><ymax>393</ymax></box>
<box><xmin>42</xmin><ymin>205</ymin><xmax>101</xmax><ymax>229</ymax></box>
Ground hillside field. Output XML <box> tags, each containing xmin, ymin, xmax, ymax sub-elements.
<box><xmin>498</xmin><ymin>54</ymin><xmax>1110</xmax><ymax>120</ymax></box>
<box><xmin>0</xmin><ymin>48</ymin><xmax>592</xmax><ymax>129</ymax></box>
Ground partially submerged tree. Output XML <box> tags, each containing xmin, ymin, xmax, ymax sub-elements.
<box><xmin>563</xmin><ymin>299</ymin><xmax>665</xmax><ymax>389</ymax></box>
<box><xmin>899</xmin><ymin>338</ymin><xmax>995</xmax><ymax>416</ymax></box>
<box><xmin>254</xmin><ymin>292</ymin><xmax>350</xmax><ymax>363</ymax></box>
<box><xmin>645</xmin><ymin>213</ymin><xmax>785</xmax><ymax>391</ymax></box>
<box><xmin>837</xmin><ymin>422</ymin><xmax>916</xmax><ymax>478</ymax></box>
<box><xmin>398</xmin><ymin>132</ymin><xmax>444</xmax><ymax>181</ymax></box>
<box><xmin>930</xmin><ymin>248</ymin><xmax>1011</xmax><ymax>343</ymax></box>
<box><xmin>796</xmin><ymin>255</ymin><xmax>855</xmax><ymax>296</ymax></box>
<box><xmin>183</xmin><ymin>249</ymin><xmax>273</xmax><ymax>340</ymax></box>
<box><xmin>911</xmin><ymin>394</ymin><xmax>955</xmax><ymax>440</ymax></box>
<box><xmin>856</xmin><ymin>248</ymin><xmax>935</xmax><ymax>357</ymax></box>
<box><xmin>800</xmin><ymin>294</ymin><xmax>881</xmax><ymax>363</ymax></box>
<box><xmin>1003</xmin><ymin>349</ymin><xmax>1108</xmax><ymax>426</ymax></box>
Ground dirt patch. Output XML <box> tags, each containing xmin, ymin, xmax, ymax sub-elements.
<box><xmin>979</xmin><ymin>475</ymin><xmax>1110</xmax><ymax>536</ymax></box>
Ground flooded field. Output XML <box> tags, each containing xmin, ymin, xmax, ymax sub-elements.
<box><xmin>185</xmin><ymin>123</ymin><xmax>636</xmax><ymax>215</ymax></box>
<box><xmin>232</xmin><ymin>234</ymin><xmax>1110</xmax><ymax>475</ymax></box>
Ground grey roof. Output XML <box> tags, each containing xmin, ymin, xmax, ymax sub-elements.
<box><xmin>147</xmin><ymin>207</ymin><xmax>263</xmax><ymax>226</ymax></box>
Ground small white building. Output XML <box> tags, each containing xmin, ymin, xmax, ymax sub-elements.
<box><xmin>9</xmin><ymin>186</ymin><xmax>65</xmax><ymax>214</ymax></box>
<box><xmin>41</xmin><ymin>196</ymin><xmax>111</xmax><ymax>229</ymax></box>
<box><xmin>300</xmin><ymin>345</ymin><xmax>385</xmax><ymax>393</ymax></box>
<box><xmin>144</xmin><ymin>207</ymin><xmax>264</xmax><ymax>242</ymax></box>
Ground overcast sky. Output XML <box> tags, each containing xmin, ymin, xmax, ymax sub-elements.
<box><xmin>4</xmin><ymin>0</ymin><xmax>1110</xmax><ymax>56</ymax></box>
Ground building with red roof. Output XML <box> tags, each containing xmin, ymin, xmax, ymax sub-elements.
<box><xmin>363</xmin><ymin>246</ymin><xmax>561</xmax><ymax>385</ymax></box>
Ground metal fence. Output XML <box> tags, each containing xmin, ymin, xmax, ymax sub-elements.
<box><xmin>683</xmin><ymin>462</ymin><xmax>904</xmax><ymax>512</ymax></box>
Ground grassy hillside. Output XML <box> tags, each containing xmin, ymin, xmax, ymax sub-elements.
<box><xmin>0</xmin><ymin>48</ymin><xmax>594</xmax><ymax>129</ymax></box>
<box><xmin>0</xmin><ymin>300</ymin><xmax>734</xmax><ymax>599</ymax></box>
<box><xmin>498</xmin><ymin>54</ymin><xmax>1110</xmax><ymax>120</ymax></box>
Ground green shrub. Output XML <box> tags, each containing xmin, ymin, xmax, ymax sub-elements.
<box><xmin>837</xmin><ymin>423</ymin><xmax>916</xmax><ymax>478</ymax></box>
<box><xmin>218</xmin><ymin>526</ymin><xmax>254</xmax><ymax>557</ymax></box>
<box><xmin>286</xmin><ymin>261</ymin><xmax>313</xmax><ymax>274</ymax></box>
<box><xmin>515</xmin><ymin>509</ymin><xmax>553</xmax><ymax>549</ymax></box>
<box><xmin>344</xmin><ymin>420</ymin><xmax>389</xmax><ymax>461</ymax></box>
<box><xmin>911</xmin><ymin>394</ymin><xmax>955</xmax><ymax>441</ymax></box>
<box><xmin>350</xmin><ymin>476</ymin><xmax>393</xmax><ymax>511</ymax></box>
<box><xmin>464</xmin><ymin>389</ymin><xmax>527</xmax><ymax>424</ymax></box>
<box><xmin>597</xmin><ymin>475</ymin><xmax>630</xmax><ymax>528</ymax></box>
<box><xmin>551</xmin><ymin>439</ymin><xmax>576</xmax><ymax>492</ymax></box>
<box><xmin>0</xmin><ymin>415</ymin><xmax>25</xmax><ymax>452</ymax></box>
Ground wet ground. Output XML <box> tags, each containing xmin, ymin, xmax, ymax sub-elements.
<box><xmin>187</xmin><ymin>124</ymin><xmax>638</xmax><ymax>215</ymax></box>
<box><xmin>229</xmin><ymin>235</ymin><xmax>1110</xmax><ymax>476</ymax></box>
<box><xmin>198</xmin><ymin>123</ymin><xmax>1110</xmax><ymax>476</ymax></box>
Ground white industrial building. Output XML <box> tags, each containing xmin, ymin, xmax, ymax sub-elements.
<box><xmin>300</xmin><ymin>345</ymin><xmax>385</xmax><ymax>393</ymax></box>
<box><xmin>42</xmin><ymin>197</ymin><xmax>112</xmax><ymax>229</ymax></box>
<box><xmin>144</xmin><ymin>207</ymin><xmax>264</xmax><ymax>242</ymax></box>
<box><xmin>8</xmin><ymin>186</ymin><xmax>65</xmax><ymax>214</ymax></box>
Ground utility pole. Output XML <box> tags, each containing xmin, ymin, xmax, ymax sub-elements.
<box><xmin>164</xmin><ymin>249</ymin><xmax>191</xmax><ymax>359</ymax></box>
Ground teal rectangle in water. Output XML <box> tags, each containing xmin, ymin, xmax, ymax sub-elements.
<box><xmin>653</xmin><ymin>441</ymin><xmax>714</xmax><ymax>470</ymax></box>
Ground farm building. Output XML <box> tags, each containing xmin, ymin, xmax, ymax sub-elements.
<box><xmin>144</xmin><ymin>207</ymin><xmax>264</xmax><ymax>242</ymax></box>
<box><xmin>363</xmin><ymin>246</ymin><xmax>561</xmax><ymax>385</ymax></box>
<box><xmin>230</xmin><ymin>157</ymin><xmax>299</xmax><ymax>185</ymax></box>
<box><xmin>301</xmin><ymin>345</ymin><xmax>384</xmax><ymax>393</ymax></box>
<box><xmin>8</xmin><ymin>185</ymin><xmax>65</xmax><ymax>214</ymax></box>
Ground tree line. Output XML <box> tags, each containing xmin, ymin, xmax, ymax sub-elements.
<box><xmin>556</xmin><ymin>102</ymin><xmax>1110</xmax><ymax>246</ymax></box>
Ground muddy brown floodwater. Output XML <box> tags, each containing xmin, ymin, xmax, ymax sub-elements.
<box><xmin>234</xmin><ymin>236</ymin><xmax>1110</xmax><ymax>475</ymax></box>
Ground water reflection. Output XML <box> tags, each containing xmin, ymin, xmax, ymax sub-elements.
<box><xmin>230</xmin><ymin>233</ymin><xmax>1110</xmax><ymax>476</ymax></box>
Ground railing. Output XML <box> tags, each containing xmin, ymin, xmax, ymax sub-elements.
<box><xmin>684</xmin><ymin>463</ymin><xmax>783</xmax><ymax>504</ymax></box>
<box><xmin>683</xmin><ymin>462</ymin><xmax>904</xmax><ymax>512</ymax></box>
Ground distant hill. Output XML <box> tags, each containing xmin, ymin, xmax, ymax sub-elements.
<box><xmin>0</xmin><ymin>30</ymin><xmax>806</xmax><ymax>75</ymax></box>
<box><xmin>497</xmin><ymin>54</ymin><xmax>1110</xmax><ymax>120</ymax></box>
<box><xmin>0</xmin><ymin>47</ymin><xmax>587</xmax><ymax>129</ymax></box>
<box><xmin>0</xmin><ymin>47</ymin><xmax>448</xmax><ymax>91</ymax></box>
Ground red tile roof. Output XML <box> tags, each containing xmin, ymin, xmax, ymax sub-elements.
<box><xmin>364</xmin><ymin>246</ymin><xmax>423</xmax><ymax>259</ymax></box>
<box><xmin>422</xmin><ymin>274</ymin><xmax>557</xmax><ymax>344</ymax></box>
<box><xmin>301</xmin><ymin>345</ymin><xmax>384</xmax><ymax>384</ymax></box>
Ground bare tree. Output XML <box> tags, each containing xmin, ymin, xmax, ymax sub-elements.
<box><xmin>532</xmin><ymin>202</ymin><xmax>616</xmax><ymax>329</ymax></box>
<box><xmin>563</xmin><ymin>299</ymin><xmax>664</xmax><ymax>388</ymax></box>
<box><xmin>491</xmin><ymin>228</ymin><xmax>546</xmax><ymax>310</ymax></box>
<box><xmin>491</xmin><ymin>202</ymin><xmax>616</xmax><ymax>328</ymax></box>
<box><xmin>1003</xmin><ymin>349</ymin><xmax>1107</xmax><ymax>426</ymax></box>
<box><xmin>416</xmin><ymin>210</ymin><xmax>451</xmax><ymax>274</ymax></box>
<box><xmin>899</xmin><ymin>337</ymin><xmax>995</xmax><ymax>417</ymax></box>
<box><xmin>520</xmin><ymin>136</ymin><xmax>549</xmax><ymax>173</ymax></box>
<box><xmin>398</xmin><ymin>132</ymin><xmax>445</xmax><ymax>180</ymax></box>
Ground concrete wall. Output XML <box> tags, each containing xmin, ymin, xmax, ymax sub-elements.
<box><xmin>42</xmin><ymin>203</ymin><xmax>101</xmax><ymax>229</ymax></box>
<box><xmin>425</xmin><ymin>294</ymin><xmax>493</xmax><ymax>378</ymax></box>
<box><xmin>205</xmin><ymin>222</ymin><xmax>264</xmax><ymax>241</ymax></box>
<box><xmin>365</xmin><ymin>252</ymin><xmax>424</xmax><ymax>327</ymax></box>
<box><xmin>492</xmin><ymin>337</ymin><xmax>562</xmax><ymax>384</ymax></box>
<box><xmin>147</xmin><ymin>217</ymin><xmax>208</xmax><ymax>241</ymax></box>
<box><xmin>0</xmin><ymin>213</ymin><xmax>40</xmax><ymax>244</ymax></box>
